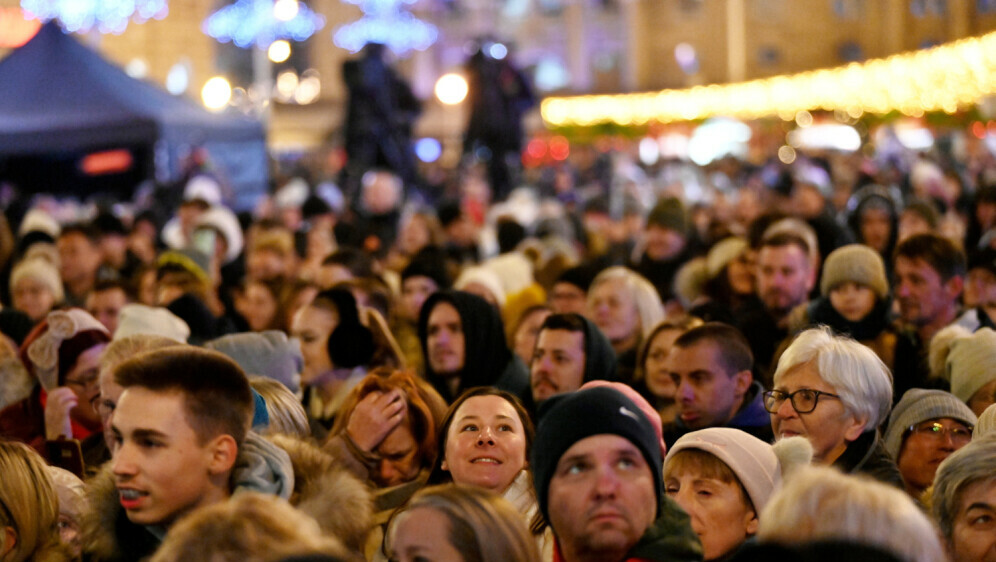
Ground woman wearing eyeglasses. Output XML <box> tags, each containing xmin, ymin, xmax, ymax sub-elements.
<box><xmin>765</xmin><ymin>326</ymin><xmax>903</xmax><ymax>487</ymax></box>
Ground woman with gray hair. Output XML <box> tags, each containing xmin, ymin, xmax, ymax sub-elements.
<box><xmin>930</xmin><ymin>436</ymin><xmax>996</xmax><ymax>562</ymax></box>
<box><xmin>765</xmin><ymin>326</ymin><xmax>902</xmax><ymax>487</ymax></box>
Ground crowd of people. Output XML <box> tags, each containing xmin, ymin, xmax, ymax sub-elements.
<box><xmin>0</xmin><ymin>143</ymin><xmax>996</xmax><ymax>562</ymax></box>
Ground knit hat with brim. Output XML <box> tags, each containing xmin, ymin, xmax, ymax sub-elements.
<box><xmin>884</xmin><ymin>389</ymin><xmax>978</xmax><ymax>459</ymax></box>
<box><xmin>665</xmin><ymin>428</ymin><xmax>812</xmax><ymax>514</ymax></box>
<box><xmin>820</xmin><ymin>244</ymin><xmax>889</xmax><ymax>299</ymax></box>
<box><xmin>206</xmin><ymin>331</ymin><xmax>303</xmax><ymax>394</ymax></box>
<box><xmin>947</xmin><ymin>328</ymin><xmax>996</xmax><ymax>404</ymax></box>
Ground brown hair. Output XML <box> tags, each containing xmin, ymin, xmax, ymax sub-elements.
<box><xmin>330</xmin><ymin>368</ymin><xmax>448</xmax><ymax>471</ymax></box>
<box><xmin>427</xmin><ymin>387</ymin><xmax>535</xmax><ymax>487</ymax></box>
<box><xmin>387</xmin><ymin>484</ymin><xmax>541</xmax><ymax>562</ymax></box>
<box><xmin>114</xmin><ymin>347</ymin><xmax>253</xmax><ymax>446</ymax></box>
<box><xmin>634</xmin><ymin>316</ymin><xmax>704</xmax><ymax>385</ymax></box>
<box><xmin>663</xmin><ymin>448</ymin><xmax>754</xmax><ymax>512</ymax></box>
<box><xmin>673</xmin><ymin>322</ymin><xmax>753</xmax><ymax>376</ymax></box>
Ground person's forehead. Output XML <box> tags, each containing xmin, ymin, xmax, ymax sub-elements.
<box><xmin>895</xmin><ymin>256</ymin><xmax>940</xmax><ymax>276</ymax></box>
<box><xmin>115</xmin><ymin>387</ymin><xmax>191</xmax><ymax>431</ymax></box>
<box><xmin>561</xmin><ymin>434</ymin><xmax>641</xmax><ymax>459</ymax></box>
<box><xmin>552</xmin><ymin>282</ymin><xmax>585</xmax><ymax>296</ymax></box>
<box><xmin>759</xmin><ymin>244</ymin><xmax>807</xmax><ymax>263</ymax></box>
<box><xmin>537</xmin><ymin>328</ymin><xmax>584</xmax><ymax>351</ymax></box>
<box><xmin>429</xmin><ymin>301</ymin><xmax>461</xmax><ymax>324</ymax></box>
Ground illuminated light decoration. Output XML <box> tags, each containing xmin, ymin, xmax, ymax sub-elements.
<box><xmin>638</xmin><ymin>137</ymin><xmax>660</xmax><ymax>166</ymax></box>
<box><xmin>202</xmin><ymin>76</ymin><xmax>233</xmax><ymax>110</ymax></box>
<box><xmin>334</xmin><ymin>0</ymin><xmax>437</xmax><ymax>55</ymax></box>
<box><xmin>21</xmin><ymin>0</ymin><xmax>166</xmax><ymax>34</ymax></box>
<box><xmin>414</xmin><ymin>138</ymin><xmax>442</xmax><ymax>163</ymax></box>
<box><xmin>778</xmin><ymin>145</ymin><xmax>797</xmax><ymax>164</ymax></box>
<box><xmin>204</xmin><ymin>0</ymin><xmax>325</xmax><ymax>49</ymax></box>
<box><xmin>688</xmin><ymin>118</ymin><xmax>751</xmax><ymax>166</ymax></box>
<box><xmin>541</xmin><ymin>31</ymin><xmax>996</xmax><ymax>127</ymax></box>
<box><xmin>80</xmin><ymin>149</ymin><xmax>133</xmax><ymax>175</ymax></box>
<box><xmin>269</xmin><ymin>39</ymin><xmax>292</xmax><ymax>62</ymax></box>
<box><xmin>549</xmin><ymin>136</ymin><xmax>570</xmax><ymax>161</ymax></box>
<box><xmin>786</xmin><ymin>124</ymin><xmax>861</xmax><ymax>152</ymax></box>
<box><xmin>0</xmin><ymin>7</ymin><xmax>41</xmax><ymax>47</ymax></box>
<box><xmin>435</xmin><ymin>73</ymin><xmax>468</xmax><ymax>105</ymax></box>
<box><xmin>526</xmin><ymin>139</ymin><xmax>547</xmax><ymax>159</ymax></box>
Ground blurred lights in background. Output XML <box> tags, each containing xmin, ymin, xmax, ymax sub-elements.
<box><xmin>435</xmin><ymin>73</ymin><xmax>468</xmax><ymax>105</ymax></box>
<box><xmin>541</xmin><ymin>31</ymin><xmax>996</xmax><ymax>127</ymax></box>
<box><xmin>203</xmin><ymin>0</ymin><xmax>324</xmax><ymax>49</ymax></box>
<box><xmin>0</xmin><ymin>7</ymin><xmax>41</xmax><ymax>47</ymax></box>
<box><xmin>202</xmin><ymin>76</ymin><xmax>233</xmax><ymax>110</ymax></box>
<box><xmin>268</xmin><ymin>39</ymin><xmax>291</xmax><ymax>62</ymax></box>
<box><xmin>415</xmin><ymin>138</ymin><xmax>442</xmax><ymax>162</ymax></box>
<box><xmin>20</xmin><ymin>0</ymin><xmax>167</xmax><ymax>34</ymax></box>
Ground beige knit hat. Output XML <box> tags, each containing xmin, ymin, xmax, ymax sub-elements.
<box><xmin>706</xmin><ymin>237</ymin><xmax>748</xmax><ymax>279</ymax></box>
<box><xmin>819</xmin><ymin>244</ymin><xmax>889</xmax><ymax>299</ymax></box>
<box><xmin>10</xmin><ymin>257</ymin><xmax>64</xmax><ymax>303</ymax></box>
<box><xmin>947</xmin><ymin>327</ymin><xmax>996</xmax><ymax>404</ymax></box>
<box><xmin>974</xmin><ymin>404</ymin><xmax>996</xmax><ymax>438</ymax></box>
<box><xmin>665</xmin><ymin>427</ymin><xmax>813</xmax><ymax>514</ymax></box>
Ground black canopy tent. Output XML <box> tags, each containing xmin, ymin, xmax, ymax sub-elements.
<box><xmin>0</xmin><ymin>22</ymin><xmax>267</xmax><ymax>210</ymax></box>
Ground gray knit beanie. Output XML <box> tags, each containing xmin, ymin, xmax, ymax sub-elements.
<box><xmin>947</xmin><ymin>328</ymin><xmax>996</xmax><ymax>404</ymax></box>
<box><xmin>819</xmin><ymin>244</ymin><xmax>889</xmax><ymax>299</ymax></box>
<box><xmin>884</xmin><ymin>389</ymin><xmax>978</xmax><ymax>459</ymax></box>
<box><xmin>646</xmin><ymin>197</ymin><xmax>689</xmax><ymax>235</ymax></box>
<box><xmin>206</xmin><ymin>331</ymin><xmax>303</xmax><ymax>394</ymax></box>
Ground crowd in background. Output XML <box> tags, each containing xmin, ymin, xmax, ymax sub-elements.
<box><xmin>1</xmin><ymin>135</ymin><xmax>996</xmax><ymax>562</ymax></box>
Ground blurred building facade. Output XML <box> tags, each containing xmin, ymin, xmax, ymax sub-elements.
<box><xmin>1</xmin><ymin>0</ymin><xmax>995</xmax><ymax>150</ymax></box>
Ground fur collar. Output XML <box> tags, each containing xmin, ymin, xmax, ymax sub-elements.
<box><xmin>82</xmin><ymin>433</ymin><xmax>374</xmax><ymax>560</ymax></box>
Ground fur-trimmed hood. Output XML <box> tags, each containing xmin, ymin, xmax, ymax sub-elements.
<box><xmin>82</xmin><ymin>433</ymin><xmax>375</xmax><ymax>561</ymax></box>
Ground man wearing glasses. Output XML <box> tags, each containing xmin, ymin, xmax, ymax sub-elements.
<box><xmin>766</xmin><ymin>326</ymin><xmax>903</xmax><ymax>487</ymax></box>
<box><xmin>882</xmin><ymin>388</ymin><xmax>977</xmax><ymax>500</ymax></box>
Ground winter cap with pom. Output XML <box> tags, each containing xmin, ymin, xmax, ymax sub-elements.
<box><xmin>820</xmin><ymin>244</ymin><xmax>889</xmax><ymax>299</ymax></box>
<box><xmin>665</xmin><ymin>428</ymin><xmax>812</xmax><ymax>514</ymax></box>
<box><xmin>884</xmin><ymin>389</ymin><xmax>978</xmax><ymax>459</ymax></box>
<box><xmin>946</xmin><ymin>328</ymin><xmax>996</xmax><ymax>404</ymax></box>
<box><xmin>974</xmin><ymin>404</ymin><xmax>996</xmax><ymax>439</ymax></box>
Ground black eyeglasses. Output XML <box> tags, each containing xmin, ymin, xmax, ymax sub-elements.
<box><xmin>763</xmin><ymin>388</ymin><xmax>841</xmax><ymax>414</ymax></box>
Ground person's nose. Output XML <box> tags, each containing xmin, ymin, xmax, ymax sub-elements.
<box><xmin>377</xmin><ymin>459</ymin><xmax>398</xmax><ymax>483</ymax></box>
<box><xmin>775</xmin><ymin>395</ymin><xmax>797</xmax><ymax>419</ymax></box>
<box><xmin>593</xmin><ymin>465</ymin><xmax>620</xmax><ymax>499</ymax></box>
<box><xmin>677</xmin><ymin>380</ymin><xmax>694</xmax><ymax>402</ymax></box>
<box><xmin>477</xmin><ymin>426</ymin><xmax>496</xmax><ymax>446</ymax></box>
<box><xmin>112</xmin><ymin>442</ymin><xmax>137</xmax><ymax>478</ymax></box>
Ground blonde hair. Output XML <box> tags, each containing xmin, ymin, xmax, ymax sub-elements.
<box><xmin>0</xmin><ymin>441</ymin><xmax>61</xmax><ymax>562</ymax></box>
<box><xmin>387</xmin><ymin>484</ymin><xmax>540</xmax><ymax>562</ymax></box>
<box><xmin>249</xmin><ymin>377</ymin><xmax>310</xmax><ymax>439</ymax></box>
<box><xmin>759</xmin><ymin>466</ymin><xmax>945</xmax><ymax>562</ymax></box>
<box><xmin>588</xmin><ymin>266</ymin><xmax>665</xmax><ymax>342</ymax></box>
<box><xmin>150</xmin><ymin>492</ymin><xmax>352</xmax><ymax>562</ymax></box>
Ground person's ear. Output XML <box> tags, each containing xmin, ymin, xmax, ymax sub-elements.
<box><xmin>842</xmin><ymin>414</ymin><xmax>869</xmax><ymax>442</ymax></box>
<box><xmin>733</xmin><ymin>370</ymin><xmax>753</xmax><ymax>398</ymax></box>
<box><xmin>1</xmin><ymin>526</ymin><xmax>17</xmax><ymax>557</ymax></box>
<box><xmin>440</xmin><ymin>458</ymin><xmax>449</xmax><ymax>472</ymax></box>
<box><xmin>745</xmin><ymin>510</ymin><xmax>759</xmax><ymax>536</ymax></box>
<box><xmin>207</xmin><ymin>434</ymin><xmax>239</xmax><ymax>475</ymax></box>
<box><xmin>945</xmin><ymin>275</ymin><xmax>964</xmax><ymax>301</ymax></box>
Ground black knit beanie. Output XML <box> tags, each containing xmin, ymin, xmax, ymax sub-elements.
<box><xmin>531</xmin><ymin>386</ymin><xmax>662</xmax><ymax>520</ymax></box>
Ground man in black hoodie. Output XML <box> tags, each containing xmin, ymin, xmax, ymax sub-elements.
<box><xmin>529</xmin><ymin>313</ymin><xmax>617</xmax><ymax>410</ymax></box>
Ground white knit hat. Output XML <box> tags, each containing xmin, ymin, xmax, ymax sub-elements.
<box><xmin>706</xmin><ymin>237</ymin><xmax>748</xmax><ymax>279</ymax></box>
<box><xmin>975</xmin><ymin>404</ymin><xmax>996</xmax><ymax>439</ymax></box>
<box><xmin>114</xmin><ymin>304</ymin><xmax>190</xmax><ymax>343</ymax></box>
<box><xmin>665</xmin><ymin>427</ymin><xmax>812</xmax><ymax>514</ymax></box>
<box><xmin>196</xmin><ymin>206</ymin><xmax>244</xmax><ymax>264</ymax></box>
<box><xmin>18</xmin><ymin>208</ymin><xmax>61</xmax><ymax>238</ymax></box>
<box><xmin>946</xmin><ymin>328</ymin><xmax>996</xmax><ymax>404</ymax></box>
<box><xmin>454</xmin><ymin>266</ymin><xmax>507</xmax><ymax>309</ymax></box>
<box><xmin>10</xmin><ymin>257</ymin><xmax>64</xmax><ymax>303</ymax></box>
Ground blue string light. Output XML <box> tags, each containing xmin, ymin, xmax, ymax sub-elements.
<box><xmin>333</xmin><ymin>0</ymin><xmax>437</xmax><ymax>55</ymax></box>
<box><xmin>203</xmin><ymin>0</ymin><xmax>325</xmax><ymax>49</ymax></box>
<box><xmin>21</xmin><ymin>0</ymin><xmax>168</xmax><ymax>34</ymax></box>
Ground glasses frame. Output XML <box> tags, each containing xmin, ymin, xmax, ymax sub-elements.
<box><xmin>763</xmin><ymin>388</ymin><xmax>842</xmax><ymax>414</ymax></box>
<box><xmin>905</xmin><ymin>421</ymin><xmax>974</xmax><ymax>442</ymax></box>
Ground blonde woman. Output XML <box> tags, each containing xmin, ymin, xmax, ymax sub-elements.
<box><xmin>0</xmin><ymin>440</ymin><xmax>72</xmax><ymax>562</ymax></box>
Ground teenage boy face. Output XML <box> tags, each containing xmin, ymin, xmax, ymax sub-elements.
<box><xmin>111</xmin><ymin>388</ymin><xmax>228</xmax><ymax>527</ymax></box>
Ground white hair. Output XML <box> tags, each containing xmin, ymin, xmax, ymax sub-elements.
<box><xmin>588</xmin><ymin>266</ymin><xmax>665</xmax><ymax>340</ymax></box>
<box><xmin>759</xmin><ymin>466</ymin><xmax>946</xmax><ymax>562</ymax></box>
<box><xmin>773</xmin><ymin>326</ymin><xmax>893</xmax><ymax>428</ymax></box>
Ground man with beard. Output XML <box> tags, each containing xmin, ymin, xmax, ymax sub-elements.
<box><xmin>736</xmin><ymin>232</ymin><xmax>816</xmax><ymax>384</ymax></box>
<box><xmin>418</xmin><ymin>290</ymin><xmax>530</xmax><ymax>403</ymax></box>
<box><xmin>529</xmin><ymin>313</ymin><xmax>616</xmax><ymax>416</ymax></box>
